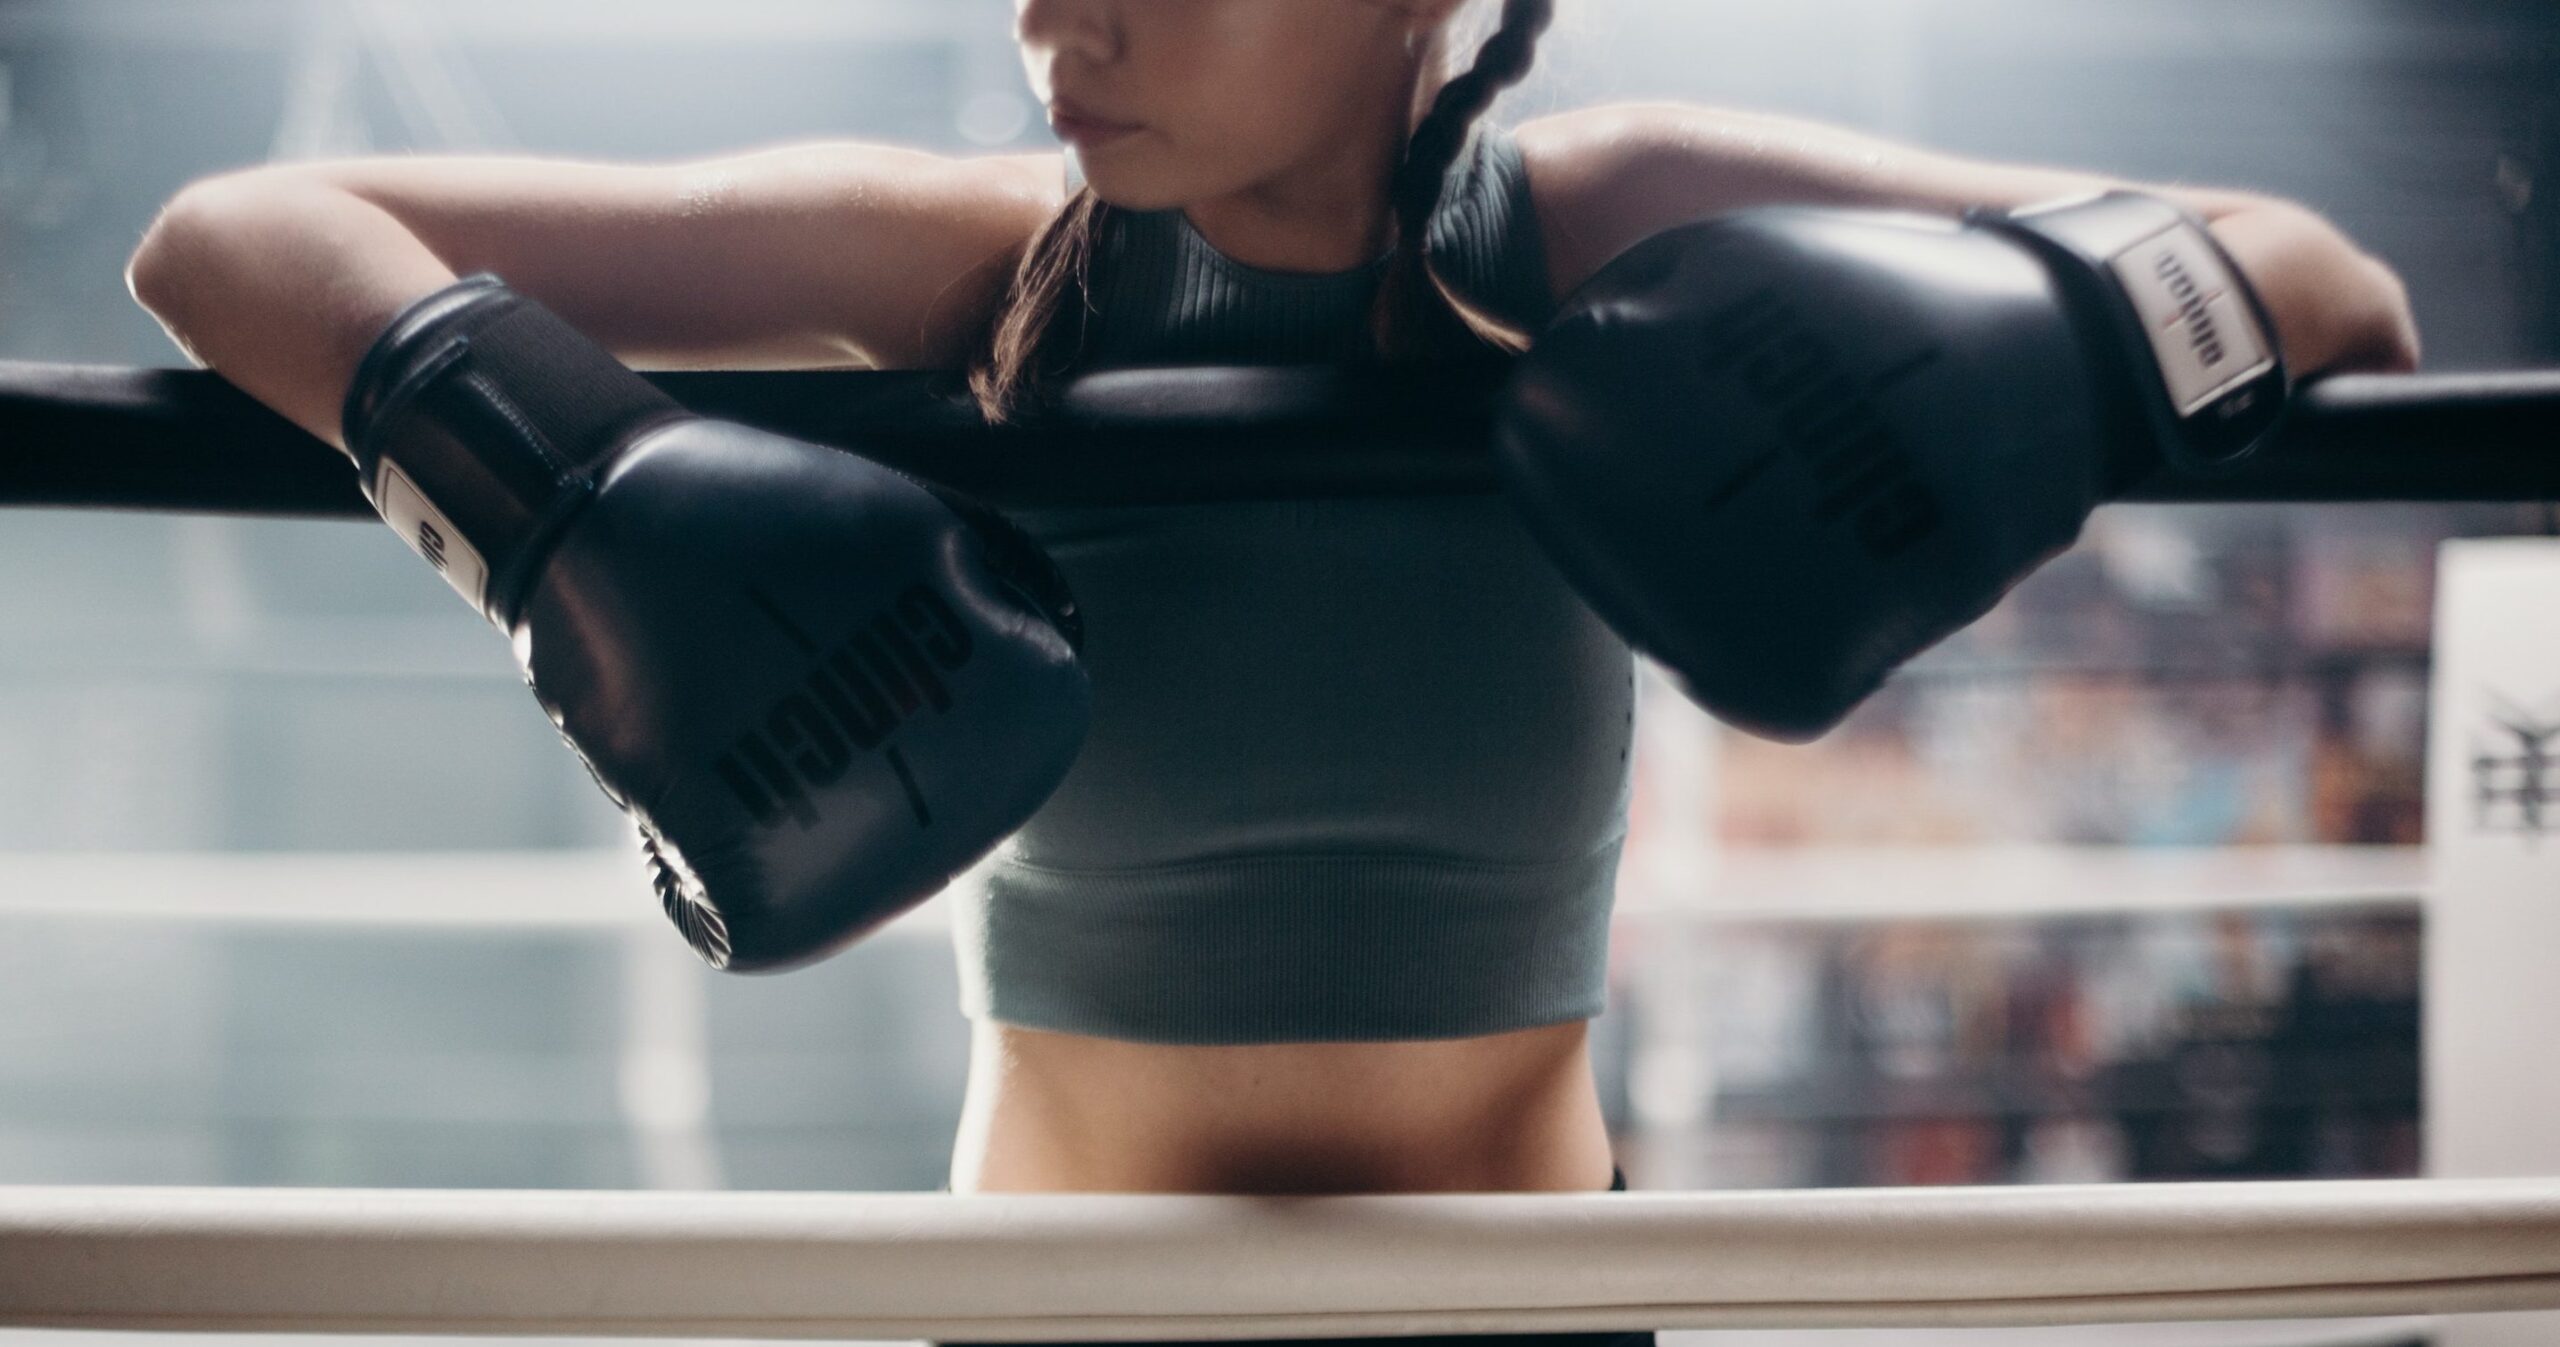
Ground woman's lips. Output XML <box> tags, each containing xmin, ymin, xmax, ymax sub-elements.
<box><xmin>1049</xmin><ymin>102</ymin><xmax>1140</xmax><ymax>147</ymax></box>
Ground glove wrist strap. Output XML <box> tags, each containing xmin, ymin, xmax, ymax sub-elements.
<box><xmin>339</xmin><ymin>273</ymin><xmax>687</xmax><ymax>629</ymax></box>
<box><xmin>1971</xmin><ymin>191</ymin><xmax>2290</xmax><ymax>476</ymax></box>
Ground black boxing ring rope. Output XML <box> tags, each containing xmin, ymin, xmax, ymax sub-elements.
<box><xmin>3</xmin><ymin>360</ymin><xmax>2557</xmax><ymax>515</ymax></box>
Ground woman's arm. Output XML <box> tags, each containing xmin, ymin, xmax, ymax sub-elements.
<box><xmin>125</xmin><ymin>144</ymin><xmax>1063</xmax><ymax>449</ymax></box>
<box><xmin>1517</xmin><ymin>101</ymin><xmax>2420</xmax><ymax>376</ymax></box>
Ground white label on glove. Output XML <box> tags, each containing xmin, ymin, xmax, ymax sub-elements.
<box><xmin>376</xmin><ymin>458</ymin><xmax>489</xmax><ymax>613</ymax></box>
<box><xmin>2109</xmin><ymin>223</ymin><xmax>2276</xmax><ymax>416</ymax></box>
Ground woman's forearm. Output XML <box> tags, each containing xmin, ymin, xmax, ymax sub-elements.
<box><xmin>127</xmin><ymin>171</ymin><xmax>460</xmax><ymax>451</ymax></box>
<box><xmin>128</xmin><ymin>163</ymin><xmax>2419</xmax><ymax>458</ymax></box>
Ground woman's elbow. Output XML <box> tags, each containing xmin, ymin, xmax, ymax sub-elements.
<box><xmin>130</xmin><ymin>174</ymin><xmax>260</xmax><ymax>300</ymax></box>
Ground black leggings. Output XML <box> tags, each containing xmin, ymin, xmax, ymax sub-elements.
<box><xmin>936</xmin><ymin>1168</ymin><xmax>1653</xmax><ymax>1347</ymax></box>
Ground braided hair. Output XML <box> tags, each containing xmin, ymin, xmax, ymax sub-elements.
<box><xmin>1369</xmin><ymin>0</ymin><xmax>1556</xmax><ymax>364</ymax></box>
<box><xmin>967</xmin><ymin>0</ymin><xmax>1558</xmax><ymax>423</ymax></box>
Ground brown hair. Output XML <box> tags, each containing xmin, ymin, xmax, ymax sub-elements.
<box><xmin>965</xmin><ymin>0</ymin><xmax>1559</xmax><ymax>424</ymax></box>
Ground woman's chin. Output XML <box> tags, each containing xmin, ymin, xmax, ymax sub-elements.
<box><xmin>1068</xmin><ymin>151</ymin><xmax>1192</xmax><ymax>211</ymax></box>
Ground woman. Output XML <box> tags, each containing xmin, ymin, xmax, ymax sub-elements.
<box><xmin>129</xmin><ymin>0</ymin><xmax>2417</xmax><ymax>1226</ymax></box>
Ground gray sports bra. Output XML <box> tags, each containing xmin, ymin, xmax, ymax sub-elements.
<box><xmin>949</xmin><ymin>127</ymin><xmax>1636</xmax><ymax>1044</ymax></box>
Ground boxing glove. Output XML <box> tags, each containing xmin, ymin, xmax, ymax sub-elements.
<box><xmin>1493</xmin><ymin>191</ymin><xmax>2288</xmax><ymax>742</ymax></box>
<box><xmin>341</xmin><ymin>273</ymin><xmax>1090</xmax><ymax>971</ymax></box>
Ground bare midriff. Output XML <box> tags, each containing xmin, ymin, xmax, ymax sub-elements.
<box><xmin>949</xmin><ymin>1018</ymin><xmax>1617</xmax><ymax>1194</ymax></box>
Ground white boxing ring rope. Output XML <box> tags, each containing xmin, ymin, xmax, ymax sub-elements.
<box><xmin>3</xmin><ymin>1178</ymin><xmax>2558</xmax><ymax>1339</ymax></box>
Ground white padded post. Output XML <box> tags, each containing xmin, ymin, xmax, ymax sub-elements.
<box><xmin>2427</xmin><ymin>538</ymin><xmax>2560</xmax><ymax>1347</ymax></box>
<box><xmin>1</xmin><ymin>1179</ymin><xmax>2557</xmax><ymax>1339</ymax></box>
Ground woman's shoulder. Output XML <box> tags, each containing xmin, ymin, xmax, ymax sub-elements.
<box><xmin>1511</xmin><ymin>102</ymin><xmax>1698</xmax><ymax>304</ymax></box>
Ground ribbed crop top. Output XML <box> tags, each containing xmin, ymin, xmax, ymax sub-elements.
<box><xmin>949</xmin><ymin>127</ymin><xmax>1637</xmax><ymax>1044</ymax></box>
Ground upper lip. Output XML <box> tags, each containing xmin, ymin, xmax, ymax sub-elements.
<box><xmin>1048</xmin><ymin>96</ymin><xmax>1136</xmax><ymax>129</ymax></box>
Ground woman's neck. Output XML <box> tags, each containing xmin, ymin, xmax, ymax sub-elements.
<box><xmin>1178</xmin><ymin>82</ymin><xmax>1424</xmax><ymax>275</ymax></box>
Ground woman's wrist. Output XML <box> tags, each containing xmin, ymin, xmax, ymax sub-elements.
<box><xmin>2206</xmin><ymin>202</ymin><xmax>2422</xmax><ymax>377</ymax></box>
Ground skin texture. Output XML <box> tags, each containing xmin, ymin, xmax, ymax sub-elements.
<box><xmin>125</xmin><ymin>2</ymin><xmax>2423</xmax><ymax>1198</ymax></box>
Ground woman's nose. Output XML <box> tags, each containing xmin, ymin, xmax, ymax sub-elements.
<box><xmin>1015</xmin><ymin>0</ymin><xmax>1119</xmax><ymax>65</ymax></box>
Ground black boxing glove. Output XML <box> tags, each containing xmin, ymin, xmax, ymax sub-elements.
<box><xmin>1493</xmin><ymin>192</ymin><xmax>2288</xmax><ymax>742</ymax></box>
<box><xmin>341</xmin><ymin>273</ymin><xmax>1090</xmax><ymax>971</ymax></box>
